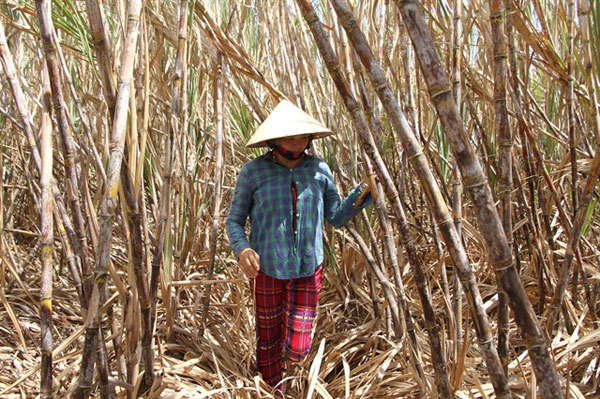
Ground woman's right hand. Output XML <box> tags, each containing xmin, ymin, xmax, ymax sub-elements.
<box><xmin>238</xmin><ymin>248</ymin><xmax>260</xmax><ymax>278</ymax></box>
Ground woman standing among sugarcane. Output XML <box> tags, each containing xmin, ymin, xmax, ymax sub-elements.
<box><xmin>226</xmin><ymin>99</ymin><xmax>373</xmax><ymax>396</ymax></box>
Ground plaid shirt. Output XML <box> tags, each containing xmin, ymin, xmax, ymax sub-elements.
<box><xmin>226</xmin><ymin>152</ymin><xmax>371</xmax><ymax>279</ymax></box>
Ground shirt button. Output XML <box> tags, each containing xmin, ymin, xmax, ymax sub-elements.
<box><xmin>294</xmin><ymin>230</ymin><xmax>298</xmax><ymax>234</ymax></box>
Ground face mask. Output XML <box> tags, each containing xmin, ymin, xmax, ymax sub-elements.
<box><xmin>268</xmin><ymin>137</ymin><xmax>312</xmax><ymax>160</ymax></box>
<box><xmin>275</xmin><ymin>145</ymin><xmax>304</xmax><ymax>160</ymax></box>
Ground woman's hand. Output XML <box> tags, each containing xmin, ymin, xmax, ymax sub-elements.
<box><xmin>353</xmin><ymin>175</ymin><xmax>378</xmax><ymax>208</ymax></box>
<box><xmin>238</xmin><ymin>248</ymin><xmax>260</xmax><ymax>278</ymax></box>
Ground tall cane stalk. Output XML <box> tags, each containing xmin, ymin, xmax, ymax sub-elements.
<box><xmin>547</xmin><ymin>145</ymin><xmax>600</xmax><ymax>332</ymax></box>
<box><xmin>40</xmin><ymin>62</ymin><xmax>54</xmax><ymax>399</ymax></box>
<box><xmin>350</xmin><ymin>70</ymin><xmax>404</xmax><ymax>337</ymax></box>
<box><xmin>296</xmin><ymin>0</ymin><xmax>455</xmax><ymax>395</ymax></box>
<box><xmin>33</xmin><ymin>1</ymin><xmax>115</xmax><ymax>395</ymax></box>
<box><xmin>0</xmin><ymin>18</ymin><xmax>86</xmax><ymax>309</ymax></box>
<box><xmin>200</xmin><ymin>51</ymin><xmax>224</xmax><ymax>335</ymax></box>
<box><xmin>83</xmin><ymin>0</ymin><xmax>151</xmax><ymax>390</ymax></box>
<box><xmin>326</xmin><ymin>0</ymin><xmax>511</xmax><ymax>396</ymax></box>
<box><xmin>76</xmin><ymin>0</ymin><xmax>143</xmax><ymax>396</ymax></box>
<box><xmin>488</xmin><ymin>0</ymin><xmax>513</xmax><ymax>375</ymax></box>
<box><xmin>351</xmin><ymin>65</ymin><xmax>435</xmax><ymax>391</ymax></box>
<box><xmin>450</xmin><ymin>0</ymin><xmax>464</xmax><ymax>370</ymax></box>
<box><xmin>150</xmin><ymin>0</ymin><xmax>189</xmax><ymax>337</ymax></box>
<box><xmin>567</xmin><ymin>0</ymin><xmax>578</xmax><ymax>220</ymax></box>
<box><xmin>547</xmin><ymin>1</ymin><xmax>600</xmax><ymax>329</ymax></box>
<box><xmin>34</xmin><ymin>0</ymin><xmax>92</xmax><ymax>310</ymax></box>
<box><xmin>121</xmin><ymin>150</ymin><xmax>154</xmax><ymax>394</ymax></box>
<box><xmin>84</xmin><ymin>0</ymin><xmax>117</xmax><ymax>118</ymax></box>
<box><xmin>394</xmin><ymin>1</ymin><xmax>563</xmax><ymax>397</ymax></box>
<box><xmin>85</xmin><ymin>0</ymin><xmax>158</xmax><ymax>391</ymax></box>
<box><xmin>579</xmin><ymin>0</ymin><xmax>593</xmax><ymax>75</ymax></box>
<box><xmin>326</xmin><ymin>139</ymin><xmax>397</xmax><ymax>329</ymax></box>
<box><xmin>566</xmin><ymin>0</ymin><xmax>580</xmax><ymax>305</ymax></box>
<box><xmin>506</xmin><ymin>0</ymin><xmax>547</xmax><ymax>314</ymax></box>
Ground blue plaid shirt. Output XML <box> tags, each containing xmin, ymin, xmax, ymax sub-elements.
<box><xmin>226</xmin><ymin>152</ymin><xmax>372</xmax><ymax>279</ymax></box>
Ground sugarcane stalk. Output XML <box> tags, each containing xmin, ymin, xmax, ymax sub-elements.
<box><xmin>547</xmin><ymin>21</ymin><xmax>600</xmax><ymax>331</ymax></box>
<box><xmin>465</xmin><ymin>98</ymin><xmax>497</xmax><ymax>193</ymax></box>
<box><xmin>450</xmin><ymin>0</ymin><xmax>464</xmax><ymax>367</ymax></box>
<box><xmin>578</xmin><ymin>0</ymin><xmax>592</xmax><ymax>75</ymax></box>
<box><xmin>279</xmin><ymin>7</ymin><xmax>303</xmax><ymax>107</ymax></box>
<box><xmin>53</xmin><ymin>50</ymin><xmax>119</xmax><ymax>383</ymax></box>
<box><xmin>200</xmin><ymin>50</ymin><xmax>224</xmax><ymax>336</ymax></box>
<box><xmin>96</xmin><ymin>330</ymin><xmax>114</xmax><ymax>399</ymax></box>
<box><xmin>326</xmin><ymin>139</ymin><xmax>386</xmax><ymax>322</ymax></box>
<box><xmin>77</xmin><ymin>0</ymin><xmax>143</xmax><ymax>396</ymax></box>
<box><xmin>2</xmin><ymin>20</ymin><xmax>88</xmax><ymax>299</ymax></box>
<box><xmin>0</xmin><ymin>21</ymin><xmax>39</xmax><ymax>171</ymax></box>
<box><xmin>0</xmin><ymin>20</ymin><xmax>87</xmax><ymax>308</ymax></box>
<box><xmin>371</xmin><ymin>174</ymin><xmax>450</xmax><ymax>397</ymax></box>
<box><xmin>394</xmin><ymin>1</ymin><xmax>563</xmax><ymax>397</ymax></box>
<box><xmin>84</xmin><ymin>0</ymin><xmax>156</xmax><ymax>391</ymax></box>
<box><xmin>566</xmin><ymin>0</ymin><xmax>582</xmax><ymax>311</ymax></box>
<box><xmin>298</xmin><ymin>0</ymin><xmax>413</xmax><ymax>347</ymax></box>
<box><xmin>326</xmin><ymin>0</ymin><xmax>511</xmax><ymax>396</ymax></box>
<box><xmin>351</xmin><ymin>173</ymin><xmax>429</xmax><ymax>391</ymax></box>
<box><xmin>40</xmin><ymin>62</ymin><xmax>53</xmax><ymax>399</ymax></box>
<box><xmin>121</xmin><ymin>154</ymin><xmax>154</xmax><ymax>393</ymax></box>
<box><xmin>121</xmin><ymin>32</ymin><xmax>154</xmax><ymax>399</ymax></box>
<box><xmin>51</xmin><ymin>27</ymin><xmax>107</xmax><ymax>187</ymax></box>
<box><xmin>504</xmin><ymin>6</ymin><xmax>536</xmax><ymax>279</ymax></box>
<box><xmin>34</xmin><ymin>0</ymin><xmax>92</xmax><ymax>310</ymax></box>
<box><xmin>33</xmin><ymin>2</ymin><xmax>115</xmax><ymax>395</ymax></box>
<box><xmin>351</xmin><ymin>50</ymin><xmax>381</xmax><ymax>141</ymax></box>
<box><xmin>134</xmin><ymin>21</ymin><xmax>151</xmax><ymax>196</ymax></box>
<box><xmin>346</xmin><ymin>226</ymin><xmax>403</xmax><ymax>336</ymax></box>
<box><xmin>547</xmin><ymin>146</ymin><xmax>600</xmax><ymax>332</ymax></box>
<box><xmin>353</xmin><ymin>80</ymin><xmax>433</xmax><ymax>392</ymax></box>
<box><xmin>150</xmin><ymin>0</ymin><xmax>189</xmax><ymax>325</ymax></box>
<box><xmin>351</xmin><ymin>65</ymin><xmax>405</xmax><ymax>338</ymax></box>
<box><xmin>363</xmin><ymin>156</ymin><xmax>408</xmax><ymax>336</ymax></box>
<box><xmin>297</xmin><ymin>0</ymin><xmax>459</xmax><ymax>394</ymax></box>
<box><xmin>505</xmin><ymin>0</ymin><xmax>549</xmax><ymax>314</ymax></box>
<box><xmin>515</xmin><ymin>97</ymin><xmax>576</xmax><ymax>234</ymax></box>
<box><xmin>566</xmin><ymin>0</ymin><xmax>578</xmax><ymax>222</ymax></box>
<box><xmin>84</xmin><ymin>0</ymin><xmax>117</xmax><ymax>118</ymax></box>
<box><xmin>488</xmin><ymin>0</ymin><xmax>513</xmax><ymax>375</ymax></box>
<box><xmin>124</xmin><ymin>289</ymin><xmax>140</xmax><ymax>391</ymax></box>
<box><xmin>193</xmin><ymin>3</ymin><xmax>284</xmax><ymax>102</ymax></box>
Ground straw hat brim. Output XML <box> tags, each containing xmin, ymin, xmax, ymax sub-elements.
<box><xmin>246</xmin><ymin>100</ymin><xmax>334</xmax><ymax>148</ymax></box>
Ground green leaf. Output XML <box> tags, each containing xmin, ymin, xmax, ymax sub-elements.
<box><xmin>581</xmin><ymin>198</ymin><xmax>597</xmax><ymax>237</ymax></box>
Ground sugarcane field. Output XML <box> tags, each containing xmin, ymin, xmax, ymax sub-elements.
<box><xmin>2</xmin><ymin>0</ymin><xmax>600</xmax><ymax>397</ymax></box>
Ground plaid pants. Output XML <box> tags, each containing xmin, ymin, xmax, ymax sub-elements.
<box><xmin>251</xmin><ymin>265</ymin><xmax>322</xmax><ymax>388</ymax></box>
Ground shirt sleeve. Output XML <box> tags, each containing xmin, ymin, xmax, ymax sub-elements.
<box><xmin>322</xmin><ymin>162</ymin><xmax>373</xmax><ymax>228</ymax></box>
<box><xmin>226</xmin><ymin>163</ymin><xmax>253</xmax><ymax>256</ymax></box>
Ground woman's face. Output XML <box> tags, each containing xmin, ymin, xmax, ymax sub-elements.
<box><xmin>275</xmin><ymin>134</ymin><xmax>311</xmax><ymax>152</ymax></box>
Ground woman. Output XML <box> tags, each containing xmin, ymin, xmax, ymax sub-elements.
<box><xmin>226</xmin><ymin>99</ymin><xmax>372</xmax><ymax>394</ymax></box>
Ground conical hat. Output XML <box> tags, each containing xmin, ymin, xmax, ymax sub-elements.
<box><xmin>246</xmin><ymin>100</ymin><xmax>334</xmax><ymax>148</ymax></box>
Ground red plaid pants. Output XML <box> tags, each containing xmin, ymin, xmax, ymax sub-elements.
<box><xmin>251</xmin><ymin>265</ymin><xmax>322</xmax><ymax>388</ymax></box>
